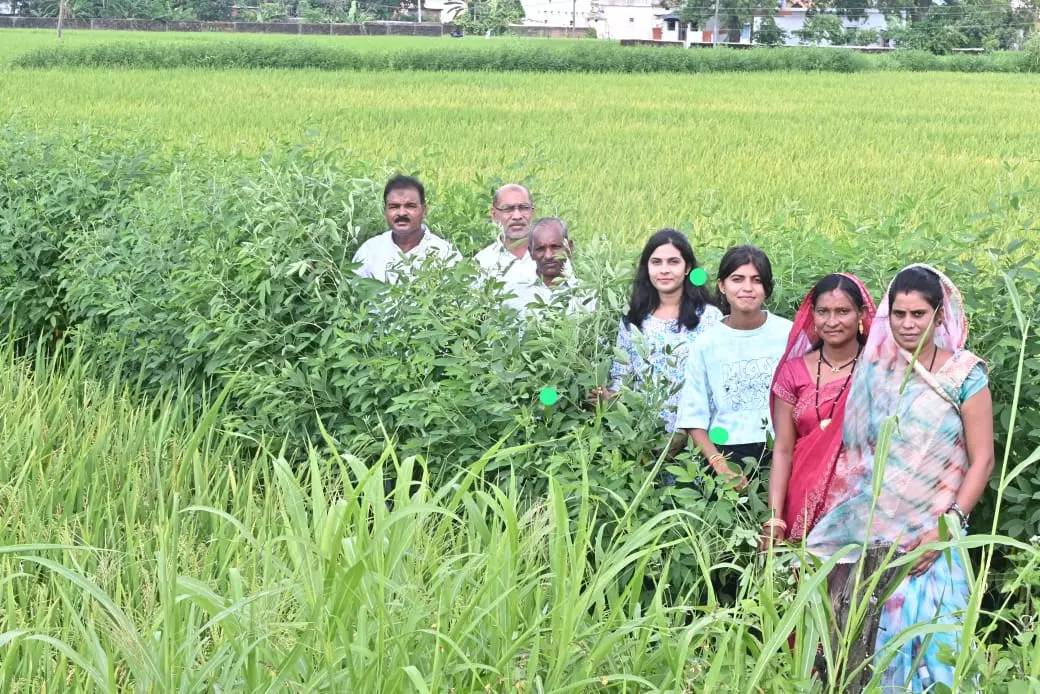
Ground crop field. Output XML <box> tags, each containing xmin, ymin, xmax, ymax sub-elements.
<box><xmin>1</xmin><ymin>28</ymin><xmax>1039</xmax><ymax>691</ymax></box>
<box><xmin>3</xmin><ymin>29</ymin><xmax>1040</xmax><ymax>243</ymax></box>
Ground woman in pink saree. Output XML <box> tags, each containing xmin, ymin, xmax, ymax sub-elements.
<box><xmin>807</xmin><ymin>265</ymin><xmax>994</xmax><ymax>690</ymax></box>
<box><xmin>763</xmin><ymin>273</ymin><xmax>877</xmax><ymax>545</ymax></box>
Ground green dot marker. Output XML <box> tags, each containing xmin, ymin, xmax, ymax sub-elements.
<box><xmin>539</xmin><ymin>387</ymin><xmax>559</xmax><ymax>407</ymax></box>
<box><xmin>689</xmin><ymin>268</ymin><xmax>708</xmax><ymax>286</ymax></box>
<box><xmin>709</xmin><ymin>427</ymin><xmax>729</xmax><ymax>445</ymax></box>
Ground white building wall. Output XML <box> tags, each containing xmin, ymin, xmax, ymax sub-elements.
<box><xmin>593</xmin><ymin>1</ymin><xmax>658</xmax><ymax>40</ymax></box>
<box><xmin>521</xmin><ymin>0</ymin><xmax>593</xmax><ymax>28</ymax></box>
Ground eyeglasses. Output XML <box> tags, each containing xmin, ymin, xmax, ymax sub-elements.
<box><xmin>493</xmin><ymin>204</ymin><xmax>535</xmax><ymax>214</ymax></box>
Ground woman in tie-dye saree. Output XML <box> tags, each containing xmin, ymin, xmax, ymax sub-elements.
<box><xmin>806</xmin><ymin>265</ymin><xmax>995</xmax><ymax>691</ymax></box>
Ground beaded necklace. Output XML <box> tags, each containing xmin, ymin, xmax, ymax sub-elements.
<box><xmin>815</xmin><ymin>344</ymin><xmax>862</xmax><ymax>431</ymax></box>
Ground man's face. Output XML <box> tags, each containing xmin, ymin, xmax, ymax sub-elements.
<box><xmin>384</xmin><ymin>187</ymin><xmax>425</xmax><ymax>236</ymax></box>
<box><xmin>491</xmin><ymin>188</ymin><xmax>535</xmax><ymax>243</ymax></box>
<box><xmin>530</xmin><ymin>224</ymin><xmax>570</xmax><ymax>282</ymax></box>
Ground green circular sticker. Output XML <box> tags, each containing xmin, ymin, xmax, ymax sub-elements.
<box><xmin>539</xmin><ymin>387</ymin><xmax>560</xmax><ymax>407</ymax></box>
<box><xmin>689</xmin><ymin>268</ymin><xmax>708</xmax><ymax>286</ymax></box>
<box><xmin>708</xmin><ymin>427</ymin><xmax>729</xmax><ymax>445</ymax></box>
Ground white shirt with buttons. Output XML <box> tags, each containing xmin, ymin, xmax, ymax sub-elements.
<box><xmin>352</xmin><ymin>227</ymin><xmax>461</xmax><ymax>284</ymax></box>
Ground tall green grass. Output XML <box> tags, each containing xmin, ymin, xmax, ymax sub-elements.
<box><xmin>0</xmin><ymin>325</ymin><xmax>1036</xmax><ymax>690</ymax></box>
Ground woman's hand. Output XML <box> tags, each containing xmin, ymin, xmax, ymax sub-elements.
<box><xmin>759</xmin><ymin>523</ymin><xmax>785</xmax><ymax>551</ymax></box>
<box><xmin>907</xmin><ymin>528</ymin><xmax>942</xmax><ymax>576</ymax></box>
<box><xmin>587</xmin><ymin>386</ymin><xmax>616</xmax><ymax>405</ymax></box>
<box><xmin>666</xmin><ymin>432</ymin><xmax>688</xmax><ymax>458</ymax></box>
<box><xmin>720</xmin><ymin>468</ymin><xmax>749</xmax><ymax>492</ymax></box>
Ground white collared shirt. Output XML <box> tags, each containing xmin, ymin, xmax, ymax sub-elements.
<box><xmin>504</xmin><ymin>276</ymin><xmax>596</xmax><ymax>318</ymax></box>
<box><xmin>352</xmin><ymin>227</ymin><xmax>461</xmax><ymax>284</ymax></box>
<box><xmin>474</xmin><ymin>236</ymin><xmax>538</xmax><ymax>285</ymax></box>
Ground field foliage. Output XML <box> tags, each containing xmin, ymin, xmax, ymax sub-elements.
<box><xmin>11</xmin><ymin>36</ymin><xmax>1040</xmax><ymax>73</ymax></box>
<box><xmin>1</xmin><ymin>30</ymin><xmax>1039</xmax><ymax>689</ymax></box>
<box><xmin>0</xmin><ymin>124</ymin><xmax>1037</xmax><ymax>538</ymax></box>
<box><xmin>0</xmin><ymin>302</ymin><xmax>1038</xmax><ymax>691</ymax></box>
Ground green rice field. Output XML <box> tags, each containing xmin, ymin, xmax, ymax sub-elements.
<box><xmin>1</xmin><ymin>28</ymin><xmax>1039</xmax><ymax>691</ymax></box>
<box><xmin>3</xmin><ymin>29</ymin><xmax>1040</xmax><ymax>243</ymax></box>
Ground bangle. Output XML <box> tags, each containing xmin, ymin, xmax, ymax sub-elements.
<box><xmin>946</xmin><ymin>502</ymin><xmax>969</xmax><ymax>530</ymax></box>
<box><xmin>763</xmin><ymin>518</ymin><xmax>788</xmax><ymax>531</ymax></box>
<box><xmin>708</xmin><ymin>453</ymin><xmax>726</xmax><ymax>466</ymax></box>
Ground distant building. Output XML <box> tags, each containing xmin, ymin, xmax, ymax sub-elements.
<box><xmin>658</xmin><ymin>13</ymin><xmax>733</xmax><ymax>44</ymax></box>
<box><xmin>413</xmin><ymin>0</ymin><xmax>466</xmax><ymax>22</ymax></box>
<box><xmin>772</xmin><ymin>2</ymin><xmax>887</xmax><ymax>46</ymax></box>
<box><xmin>589</xmin><ymin>0</ymin><xmax>662</xmax><ymax>41</ymax></box>
<box><xmin>520</xmin><ymin>0</ymin><xmax>594</xmax><ymax>30</ymax></box>
<box><xmin>512</xmin><ymin>0</ymin><xmax>888</xmax><ymax>44</ymax></box>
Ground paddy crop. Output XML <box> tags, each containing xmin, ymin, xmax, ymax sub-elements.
<box><xmin>2</xmin><ymin>30</ymin><xmax>1039</xmax><ymax>242</ymax></box>
<box><xmin>0</xmin><ymin>28</ymin><xmax>1038</xmax><ymax>690</ymax></box>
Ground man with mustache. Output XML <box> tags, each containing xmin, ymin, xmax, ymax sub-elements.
<box><xmin>353</xmin><ymin>175</ymin><xmax>460</xmax><ymax>283</ymax></box>
<box><xmin>504</xmin><ymin>217</ymin><xmax>594</xmax><ymax>317</ymax></box>
<box><xmin>474</xmin><ymin>183</ymin><xmax>538</xmax><ymax>284</ymax></box>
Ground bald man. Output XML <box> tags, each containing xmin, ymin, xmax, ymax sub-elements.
<box><xmin>474</xmin><ymin>184</ymin><xmax>538</xmax><ymax>285</ymax></box>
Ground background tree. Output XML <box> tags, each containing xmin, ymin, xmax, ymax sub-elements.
<box><xmin>753</xmin><ymin>15</ymin><xmax>787</xmax><ymax>44</ymax></box>
<box><xmin>681</xmin><ymin>0</ymin><xmax>765</xmax><ymax>42</ymax></box>
<box><xmin>454</xmin><ymin>0</ymin><xmax>524</xmax><ymax>35</ymax></box>
<box><xmin>795</xmin><ymin>12</ymin><xmax>844</xmax><ymax>44</ymax></box>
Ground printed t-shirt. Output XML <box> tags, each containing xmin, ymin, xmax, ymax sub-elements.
<box><xmin>675</xmin><ymin>311</ymin><xmax>793</xmax><ymax>445</ymax></box>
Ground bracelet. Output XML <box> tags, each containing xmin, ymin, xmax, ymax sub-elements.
<box><xmin>762</xmin><ymin>518</ymin><xmax>788</xmax><ymax>531</ymax></box>
<box><xmin>708</xmin><ymin>453</ymin><xmax>727</xmax><ymax>466</ymax></box>
<box><xmin>945</xmin><ymin>502</ymin><xmax>969</xmax><ymax>530</ymax></box>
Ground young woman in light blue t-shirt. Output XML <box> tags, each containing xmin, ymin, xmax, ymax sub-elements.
<box><xmin>675</xmin><ymin>245</ymin><xmax>793</xmax><ymax>488</ymax></box>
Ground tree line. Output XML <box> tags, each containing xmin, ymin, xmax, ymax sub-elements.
<box><xmin>9</xmin><ymin>0</ymin><xmax>524</xmax><ymax>32</ymax></box>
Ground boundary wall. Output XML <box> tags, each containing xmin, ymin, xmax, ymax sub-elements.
<box><xmin>0</xmin><ymin>17</ymin><xmax>458</xmax><ymax>36</ymax></box>
<box><xmin>0</xmin><ymin>16</ymin><xmax>581</xmax><ymax>38</ymax></box>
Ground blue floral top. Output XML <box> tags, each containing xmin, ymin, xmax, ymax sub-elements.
<box><xmin>609</xmin><ymin>306</ymin><xmax>724</xmax><ymax>432</ymax></box>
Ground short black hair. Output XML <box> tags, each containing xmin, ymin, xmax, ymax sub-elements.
<box><xmin>383</xmin><ymin>175</ymin><xmax>425</xmax><ymax>205</ymax></box>
<box><xmin>715</xmin><ymin>245</ymin><xmax>774</xmax><ymax>314</ymax></box>
<box><xmin>888</xmin><ymin>266</ymin><xmax>943</xmax><ymax>311</ymax></box>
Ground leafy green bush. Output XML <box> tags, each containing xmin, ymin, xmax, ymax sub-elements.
<box><xmin>0</xmin><ymin>124</ymin><xmax>1037</xmax><ymax>553</ymax></box>
<box><xmin>0</xmin><ymin>125</ymin><xmax>165</xmax><ymax>337</ymax></box>
<box><xmin>1026</xmin><ymin>33</ymin><xmax>1040</xmax><ymax>72</ymax></box>
<box><xmin>12</xmin><ymin>38</ymin><xmax>1039</xmax><ymax>73</ymax></box>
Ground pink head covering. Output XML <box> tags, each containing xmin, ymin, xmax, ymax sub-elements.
<box><xmin>864</xmin><ymin>263</ymin><xmax>969</xmax><ymax>371</ymax></box>
<box><xmin>769</xmin><ymin>273</ymin><xmax>878</xmax><ymax>539</ymax></box>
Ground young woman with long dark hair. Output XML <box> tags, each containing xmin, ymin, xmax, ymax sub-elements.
<box><xmin>675</xmin><ymin>245</ymin><xmax>792</xmax><ymax>487</ymax></box>
<box><xmin>590</xmin><ymin>228</ymin><xmax>722</xmax><ymax>432</ymax></box>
